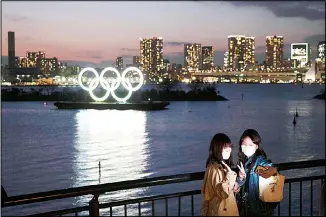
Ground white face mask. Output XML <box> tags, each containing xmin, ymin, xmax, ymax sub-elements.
<box><xmin>242</xmin><ymin>146</ymin><xmax>256</xmax><ymax>157</ymax></box>
<box><xmin>222</xmin><ymin>150</ymin><xmax>231</xmax><ymax>160</ymax></box>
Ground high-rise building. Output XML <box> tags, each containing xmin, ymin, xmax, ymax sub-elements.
<box><xmin>153</xmin><ymin>37</ymin><xmax>164</xmax><ymax>75</ymax></box>
<box><xmin>245</xmin><ymin>37</ymin><xmax>255</xmax><ymax>65</ymax></box>
<box><xmin>171</xmin><ymin>63</ymin><xmax>183</xmax><ymax>78</ymax></box>
<box><xmin>140</xmin><ymin>38</ymin><xmax>152</xmax><ymax>74</ymax></box>
<box><xmin>115</xmin><ymin>57</ymin><xmax>123</xmax><ymax>71</ymax></box>
<box><xmin>14</xmin><ymin>57</ymin><xmax>19</xmax><ymax>67</ymax></box>
<box><xmin>39</xmin><ymin>57</ymin><xmax>58</xmax><ymax>74</ymax></box>
<box><xmin>223</xmin><ymin>51</ymin><xmax>229</xmax><ymax>70</ymax></box>
<box><xmin>163</xmin><ymin>59</ymin><xmax>171</xmax><ymax>72</ymax></box>
<box><xmin>227</xmin><ymin>35</ymin><xmax>246</xmax><ymax>70</ymax></box>
<box><xmin>202</xmin><ymin>46</ymin><xmax>214</xmax><ymax>71</ymax></box>
<box><xmin>36</xmin><ymin>52</ymin><xmax>46</xmax><ymax>70</ymax></box>
<box><xmin>266</xmin><ymin>36</ymin><xmax>284</xmax><ymax>69</ymax></box>
<box><xmin>26</xmin><ymin>52</ymin><xmax>37</xmax><ymax>68</ymax></box>
<box><xmin>46</xmin><ymin>58</ymin><xmax>58</xmax><ymax>74</ymax></box>
<box><xmin>184</xmin><ymin>43</ymin><xmax>202</xmax><ymax>73</ymax></box>
<box><xmin>140</xmin><ymin>37</ymin><xmax>163</xmax><ymax>81</ymax></box>
<box><xmin>8</xmin><ymin>31</ymin><xmax>15</xmax><ymax>68</ymax></box>
<box><xmin>133</xmin><ymin>56</ymin><xmax>140</xmax><ymax>67</ymax></box>
<box><xmin>317</xmin><ymin>41</ymin><xmax>325</xmax><ymax>61</ymax></box>
<box><xmin>26</xmin><ymin>51</ymin><xmax>45</xmax><ymax>69</ymax></box>
<box><xmin>72</xmin><ymin>66</ymin><xmax>81</xmax><ymax>75</ymax></box>
<box><xmin>16</xmin><ymin>57</ymin><xmax>28</xmax><ymax>68</ymax></box>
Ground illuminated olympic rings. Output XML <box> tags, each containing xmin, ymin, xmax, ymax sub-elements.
<box><xmin>78</xmin><ymin>66</ymin><xmax>144</xmax><ymax>102</ymax></box>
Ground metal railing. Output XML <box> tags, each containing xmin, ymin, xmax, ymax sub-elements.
<box><xmin>2</xmin><ymin>159</ymin><xmax>325</xmax><ymax>216</ymax></box>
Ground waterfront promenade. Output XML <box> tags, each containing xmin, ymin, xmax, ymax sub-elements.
<box><xmin>2</xmin><ymin>159</ymin><xmax>325</xmax><ymax>216</ymax></box>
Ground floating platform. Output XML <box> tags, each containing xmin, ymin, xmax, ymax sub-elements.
<box><xmin>53</xmin><ymin>101</ymin><xmax>170</xmax><ymax>110</ymax></box>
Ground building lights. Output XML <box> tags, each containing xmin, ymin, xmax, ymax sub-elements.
<box><xmin>184</xmin><ymin>43</ymin><xmax>202</xmax><ymax>74</ymax></box>
<box><xmin>202</xmin><ymin>46</ymin><xmax>214</xmax><ymax>71</ymax></box>
<box><xmin>140</xmin><ymin>37</ymin><xmax>163</xmax><ymax>81</ymax></box>
<box><xmin>266</xmin><ymin>36</ymin><xmax>284</xmax><ymax>69</ymax></box>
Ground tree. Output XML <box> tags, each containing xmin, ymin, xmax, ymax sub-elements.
<box><xmin>160</xmin><ymin>78</ymin><xmax>178</xmax><ymax>92</ymax></box>
<box><xmin>188</xmin><ymin>80</ymin><xmax>201</xmax><ymax>92</ymax></box>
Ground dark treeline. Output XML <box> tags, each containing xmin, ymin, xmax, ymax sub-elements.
<box><xmin>1</xmin><ymin>86</ymin><xmax>228</xmax><ymax>102</ymax></box>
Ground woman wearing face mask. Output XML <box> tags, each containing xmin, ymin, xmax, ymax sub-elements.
<box><xmin>236</xmin><ymin>129</ymin><xmax>278</xmax><ymax>216</ymax></box>
<box><xmin>201</xmin><ymin>133</ymin><xmax>239</xmax><ymax>216</ymax></box>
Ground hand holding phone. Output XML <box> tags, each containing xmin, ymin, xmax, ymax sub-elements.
<box><xmin>256</xmin><ymin>165</ymin><xmax>277</xmax><ymax>178</ymax></box>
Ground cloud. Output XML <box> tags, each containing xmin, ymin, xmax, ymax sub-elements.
<box><xmin>169</xmin><ymin>51</ymin><xmax>184</xmax><ymax>56</ymax></box>
<box><xmin>91</xmin><ymin>55</ymin><xmax>102</xmax><ymax>59</ymax></box>
<box><xmin>75</xmin><ymin>50</ymin><xmax>103</xmax><ymax>60</ymax></box>
<box><xmin>97</xmin><ymin>60</ymin><xmax>115</xmax><ymax>67</ymax></box>
<box><xmin>303</xmin><ymin>34</ymin><xmax>325</xmax><ymax>59</ymax></box>
<box><xmin>121</xmin><ymin>48</ymin><xmax>139</xmax><ymax>52</ymax></box>
<box><xmin>304</xmin><ymin>34</ymin><xmax>325</xmax><ymax>46</ymax></box>
<box><xmin>16</xmin><ymin>36</ymin><xmax>34</xmax><ymax>41</ymax></box>
<box><xmin>1</xmin><ymin>36</ymin><xmax>34</xmax><ymax>41</ymax></box>
<box><xmin>4</xmin><ymin>14</ymin><xmax>28</xmax><ymax>22</ymax></box>
<box><xmin>165</xmin><ymin>41</ymin><xmax>192</xmax><ymax>46</ymax></box>
<box><xmin>229</xmin><ymin>2</ymin><xmax>325</xmax><ymax>21</ymax></box>
<box><xmin>113</xmin><ymin>55</ymin><xmax>134</xmax><ymax>60</ymax></box>
<box><xmin>59</xmin><ymin>59</ymin><xmax>115</xmax><ymax>68</ymax></box>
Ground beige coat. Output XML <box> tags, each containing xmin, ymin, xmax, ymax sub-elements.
<box><xmin>201</xmin><ymin>163</ymin><xmax>239</xmax><ymax>216</ymax></box>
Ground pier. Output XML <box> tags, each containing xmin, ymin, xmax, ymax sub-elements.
<box><xmin>2</xmin><ymin>159</ymin><xmax>325</xmax><ymax>216</ymax></box>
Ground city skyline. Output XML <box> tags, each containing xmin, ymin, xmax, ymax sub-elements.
<box><xmin>2</xmin><ymin>1</ymin><xmax>325</xmax><ymax>67</ymax></box>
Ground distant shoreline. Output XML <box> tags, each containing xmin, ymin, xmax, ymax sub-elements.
<box><xmin>1</xmin><ymin>83</ymin><xmax>323</xmax><ymax>88</ymax></box>
<box><xmin>1</xmin><ymin>88</ymin><xmax>229</xmax><ymax>102</ymax></box>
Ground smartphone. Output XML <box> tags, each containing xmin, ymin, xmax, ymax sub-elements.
<box><xmin>255</xmin><ymin>165</ymin><xmax>268</xmax><ymax>174</ymax></box>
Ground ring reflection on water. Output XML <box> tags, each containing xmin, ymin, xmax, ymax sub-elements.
<box><xmin>73</xmin><ymin>110</ymin><xmax>152</xmax><ymax>215</ymax></box>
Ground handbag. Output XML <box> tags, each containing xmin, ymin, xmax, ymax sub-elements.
<box><xmin>259</xmin><ymin>172</ymin><xmax>285</xmax><ymax>202</ymax></box>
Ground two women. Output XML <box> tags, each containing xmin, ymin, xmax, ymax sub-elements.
<box><xmin>201</xmin><ymin>129</ymin><xmax>278</xmax><ymax>216</ymax></box>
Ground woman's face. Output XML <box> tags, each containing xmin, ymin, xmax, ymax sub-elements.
<box><xmin>241</xmin><ymin>137</ymin><xmax>258</xmax><ymax>157</ymax></box>
<box><xmin>222</xmin><ymin>146</ymin><xmax>232</xmax><ymax>160</ymax></box>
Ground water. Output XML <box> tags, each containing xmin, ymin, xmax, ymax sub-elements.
<box><xmin>1</xmin><ymin>84</ymin><xmax>325</xmax><ymax>215</ymax></box>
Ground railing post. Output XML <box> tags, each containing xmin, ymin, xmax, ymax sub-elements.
<box><xmin>89</xmin><ymin>194</ymin><xmax>99</xmax><ymax>216</ymax></box>
<box><xmin>321</xmin><ymin>180</ymin><xmax>325</xmax><ymax>217</ymax></box>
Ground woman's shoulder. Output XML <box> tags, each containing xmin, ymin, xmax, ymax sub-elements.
<box><xmin>256</xmin><ymin>155</ymin><xmax>273</xmax><ymax>166</ymax></box>
<box><xmin>207</xmin><ymin>162</ymin><xmax>223</xmax><ymax>171</ymax></box>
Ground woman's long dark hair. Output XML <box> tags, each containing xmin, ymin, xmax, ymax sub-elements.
<box><xmin>206</xmin><ymin>133</ymin><xmax>234</xmax><ymax>168</ymax></box>
<box><xmin>237</xmin><ymin>129</ymin><xmax>267</xmax><ymax>170</ymax></box>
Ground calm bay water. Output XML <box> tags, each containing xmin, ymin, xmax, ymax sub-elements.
<box><xmin>1</xmin><ymin>84</ymin><xmax>325</xmax><ymax>215</ymax></box>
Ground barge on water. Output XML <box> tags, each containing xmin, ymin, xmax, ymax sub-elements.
<box><xmin>53</xmin><ymin>101</ymin><xmax>170</xmax><ymax>110</ymax></box>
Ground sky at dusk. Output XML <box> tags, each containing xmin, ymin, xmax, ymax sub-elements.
<box><xmin>1</xmin><ymin>1</ymin><xmax>325</xmax><ymax>67</ymax></box>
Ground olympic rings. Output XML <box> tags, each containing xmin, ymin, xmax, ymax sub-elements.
<box><xmin>78</xmin><ymin>66</ymin><xmax>144</xmax><ymax>102</ymax></box>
